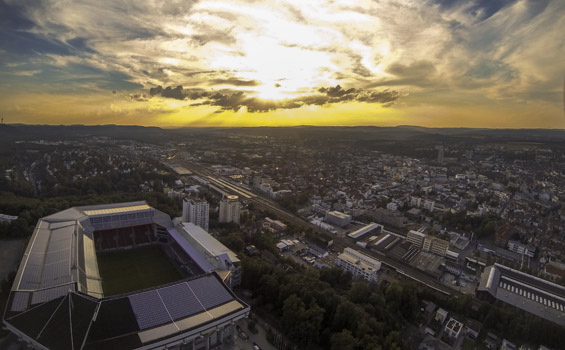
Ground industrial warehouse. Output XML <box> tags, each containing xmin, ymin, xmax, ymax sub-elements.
<box><xmin>477</xmin><ymin>263</ymin><xmax>565</xmax><ymax>327</ymax></box>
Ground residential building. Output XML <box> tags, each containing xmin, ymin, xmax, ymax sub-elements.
<box><xmin>340</xmin><ymin>247</ymin><xmax>382</xmax><ymax>270</ymax></box>
<box><xmin>444</xmin><ymin>317</ymin><xmax>463</xmax><ymax>339</ymax></box>
<box><xmin>182</xmin><ymin>197</ymin><xmax>209</xmax><ymax>231</ymax></box>
<box><xmin>423</xmin><ymin>200</ymin><xmax>435</xmax><ymax>212</ymax></box>
<box><xmin>423</xmin><ymin>236</ymin><xmax>449</xmax><ymax>257</ymax></box>
<box><xmin>435</xmin><ymin>308</ymin><xmax>449</xmax><ymax>324</ymax></box>
<box><xmin>325</xmin><ymin>210</ymin><xmax>352</xmax><ymax>227</ymax></box>
<box><xmin>407</xmin><ymin>230</ymin><xmax>426</xmax><ymax>249</ymax></box>
<box><xmin>336</xmin><ymin>248</ymin><xmax>381</xmax><ymax>282</ymax></box>
<box><xmin>507</xmin><ymin>240</ymin><xmax>535</xmax><ymax>258</ymax></box>
<box><xmin>410</xmin><ymin>196</ymin><xmax>422</xmax><ymax>207</ymax></box>
<box><xmin>369</xmin><ymin>207</ymin><xmax>407</xmax><ymax>228</ymax></box>
<box><xmin>219</xmin><ymin>195</ymin><xmax>241</xmax><ymax>224</ymax></box>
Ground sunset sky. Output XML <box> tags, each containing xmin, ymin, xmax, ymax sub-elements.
<box><xmin>0</xmin><ymin>0</ymin><xmax>563</xmax><ymax>128</ymax></box>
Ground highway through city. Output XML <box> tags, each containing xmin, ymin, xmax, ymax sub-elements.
<box><xmin>181</xmin><ymin>161</ymin><xmax>459</xmax><ymax>297</ymax></box>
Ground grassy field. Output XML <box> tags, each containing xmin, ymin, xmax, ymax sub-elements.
<box><xmin>97</xmin><ymin>245</ymin><xmax>183</xmax><ymax>296</ymax></box>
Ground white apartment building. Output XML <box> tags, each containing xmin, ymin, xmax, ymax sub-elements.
<box><xmin>336</xmin><ymin>248</ymin><xmax>381</xmax><ymax>282</ymax></box>
<box><xmin>219</xmin><ymin>195</ymin><xmax>241</xmax><ymax>224</ymax></box>
<box><xmin>182</xmin><ymin>198</ymin><xmax>210</xmax><ymax>231</ymax></box>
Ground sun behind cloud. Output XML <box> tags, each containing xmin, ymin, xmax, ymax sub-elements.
<box><xmin>0</xmin><ymin>0</ymin><xmax>563</xmax><ymax>128</ymax></box>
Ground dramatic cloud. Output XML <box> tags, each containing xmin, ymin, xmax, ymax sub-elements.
<box><xmin>208</xmin><ymin>78</ymin><xmax>260</xmax><ymax>87</ymax></box>
<box><xmin>150</xmin><ymin>84</ymin><xmax>401</xmax><ymax>112</ymax></box>
<box><xmin>0</xmin><ymin>0</ymin><xmax>563</xmax><ymax>127</ymax></box>
<box><xmin>129</xmin><ymin>92</ymin><xmax>149</xmax><ymax>102</ymax></box>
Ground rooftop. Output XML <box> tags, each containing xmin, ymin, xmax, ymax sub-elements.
<box><xmin>4</xmin><ymin>273</ymin><xmax>248</xmax><ymax>350</ymax></box>
<box><xmin>478</xmin><ymin>263</ymin><xmax>565</xmax><ymax>326</ymax></box>
<box><xmin>337</xmin><ymin>253</ymin><xmax>377</xmax><ymax>273</ymax></box>
<box><xmin>178</xmin><ymin>223</ymin><xmax>240</xmax><ymax>263</ymax></box>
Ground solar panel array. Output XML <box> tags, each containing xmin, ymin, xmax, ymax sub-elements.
<box><xmin>32</xmin><ymin>284</ymin><xmax>75</xmax><ymax>304</ymax></box>
<box><xmin>10</xmin><ymin>292</ymin><xmax>30</xmax><ymax>312</ymax></box>
<box><xmin>187</xmin><ymin>275</ymin><xmax>233</xmax><ymax>309</ymax></box>
<box><xmin>129</xmin><ymin>276</ymin><xmax>234</xmax><ymax>330</ymax></box>
<box><xmin>499</xmin><ymin>277</ymin><xmax>565</xmax><ymax>312</ymax></box>
<box><xmin>129</xmin><ymin>290</ymin><xmax>172</xmax><ymax>329</ymax></box>
<box><xmin>499</xmin><ymin>264</ymin><xmax>565</xmax><ymax>297</ymax></box>
<box><xmin>158</xmin><ymin>283</ymin><xmax>202</xmax><ymax>321</ymax></box>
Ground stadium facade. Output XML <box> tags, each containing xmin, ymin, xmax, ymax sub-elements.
<box><xmin>3</xmin><ymin>201</ymin><xmax>249</xmax><ymax>350</ymax></box>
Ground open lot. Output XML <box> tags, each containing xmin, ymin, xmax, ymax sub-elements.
<box><xmin>97</xmin><ymin>245</ymin><xmax>183</xmax><ymax>296</ymax></box>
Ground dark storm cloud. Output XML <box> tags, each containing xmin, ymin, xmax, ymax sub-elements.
<box><xmin>149</xmin><ymin>85</ymin><xmax>211</xmax><ymax>100</ymax></box>
<box><xmin>150</xmin><ymin>84</ymin><xmax>400</xmax><ymax>112</ymax></box>
<box><xmin>149</xmin><ymin>85</ymin><xmax>185</xmax><ymax>100</ymax></box>
<box><xmin>130</xmin><ymin>92</ymin><xmax>149</xmax><ymax>101</ymax></box>
<box><xmin>209</xmin><ymin>78</ymin><xmax>260</xmax><ymax>86</ymax></box>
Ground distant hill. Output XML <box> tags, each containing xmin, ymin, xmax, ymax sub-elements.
<box><xmin>2</xmin><ymin>124</ymin><xmax>168</xmax><ymax>143</ymax></box>
<box><xmin>2</xmin><ymin>124</ymin><xmax>564</xmax><ymax>144</ymax></box>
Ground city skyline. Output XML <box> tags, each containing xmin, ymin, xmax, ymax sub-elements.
<box><xmin>1</xmin><ymin>0</ymin><xmax>564</xmax><ymax>129</ymax></box>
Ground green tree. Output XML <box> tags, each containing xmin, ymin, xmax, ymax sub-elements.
<box><xmin>330</xmin><ymin>329</ymin><xmax>357</xmax><ymax>350</ymax></box>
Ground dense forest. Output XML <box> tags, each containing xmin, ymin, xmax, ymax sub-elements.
<box><xmin>216</xmin><ymin>228</ymin><xmax>565</xmax><ymax>350</ymax></box>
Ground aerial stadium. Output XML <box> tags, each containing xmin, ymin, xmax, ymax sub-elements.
<box><xmin>2</xmin><ymin>201</ymin><xmax>249</xmax><ymax>350</ymax></box>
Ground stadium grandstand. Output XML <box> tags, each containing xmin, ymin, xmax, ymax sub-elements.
<box><xmin>3</xmin><ymin>201</ymin><xmax>249</xmax><ymax>350</ymax></box>
<box><xmin>477</xmin><ymin>263</ymin><xmax>565</xmax><ymax>327</ymax></box>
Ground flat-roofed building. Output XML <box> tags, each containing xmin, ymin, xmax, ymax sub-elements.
<box><xmin>325</xmin><ymin>210</ymin><xmax>352</xmax><ymax>227</ymax></box>
<box><xmin>406</xmin><ymin>230</ymin><xmax>426</xmax><ymax>249</ymax></box>
<box><xmin>336</xmin><ymin>252</ymin><xmax>379</xmax><ymax>282</ymax></box>
<box><xmin>423</xmin><ymin>236</ymin><xmax>449</xmax><ymax>257</ymax></box>
<box><xmin>424</xmin><ymin>200</ymin><xmax>435</xmax><ymax>212</ymax></box>
<box><xmin>507</xmin><ymin>239</ymin><xmax>535</xmax><ymax>258</ymax></box>
<box><xmin>477</xmin><ymin>263</ymin><xmax>565</xmax><ymax>326</ymax></box>
<box><xmin>444</xmin><ymin>317</ymin><xmax>463</xmax><ymax>339</ymax></box>
<box><xmin>182</xmin><ymin>197</ymin><xmax>209</xmax><ymax>231</ymax></box>
<box><xmin>348</xmin><ymin>222</ymin><xmax>383</xmax><ymax>239</ymax></box>
<box><xmin>336</xmin><ymin>248</ymin><xmax>381</xmax><ymax>282</ymax></box>
<box><xmin>219</xmin><ymin>195</ymin><xmax>241</xmax><ymax>225</ymax></box>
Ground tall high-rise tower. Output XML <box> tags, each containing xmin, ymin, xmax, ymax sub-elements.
<box><xmin>182</xmin><ymin>197</ymin><xmax>210</xmax><ymax>231</ymax></box>
<box><xmin>435</xmin><ymin>145</ymin><xmax>444</xmax><ymax>164</ymax></box>
<box><xmin>219</xmin><ymin>195</ymin><xmax>241</xmax><ymax>225</ymax></box>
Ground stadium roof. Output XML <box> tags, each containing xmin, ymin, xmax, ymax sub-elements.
<box><xmin>82</xmin><ymin>204</ymin><xmax>151</xmax><ymax>217</ymax></box>
<box><xmin>6</xmin><ymin>201</ymin><xmax>169</xmax><ymax>316</ymax></box>
<box><xmin>4</xmin><ymin>202</ymin><xmax>250</xmax><ymax>349</ymax></box>
<box><xmin>4</xmin><ymin>273</ymin><xmax>248</xmax><ymax>350</ymax></box>
<box><xmin>179</xmin><ymin>223</ymin><xmax>239</xmax><ymax>264</ymax></box>
<box><xmin>168</xmin><ymin>228</ymin><xmax>215</xmax><ymax>272</ymax></box>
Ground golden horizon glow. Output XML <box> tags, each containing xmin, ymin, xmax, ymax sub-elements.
<box><xmin>0</xmin><ymin>0</ymin><xmax>564</xmax><ymax>129</ymax></box>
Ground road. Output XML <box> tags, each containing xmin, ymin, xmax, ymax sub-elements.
<box><xmin>180</xmin><ymin>161</ymin><xmax>459</xmax><ymax>297</ymax></box>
